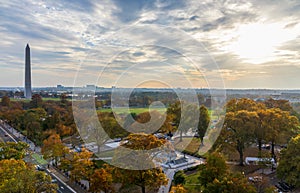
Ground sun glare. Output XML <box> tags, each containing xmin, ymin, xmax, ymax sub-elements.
<box><xmin>225</xmin><ymin>22</ymin><xmax>298</xmax><ymax>64</ymax></box>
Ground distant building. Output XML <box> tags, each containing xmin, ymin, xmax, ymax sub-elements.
<box><xmin>57</xmin><ymin>85</ymin><xmax>64</xmax><ymax>90</ymax></box>
<box><xmin>24</xmin><ymin>44</ymin><xmax>32</xmax><ymax>99</ymax></box>
<box><xmin>86</xmin><ymin>85</ymin><xmax>96</xmax><ymax>89</ymax></box>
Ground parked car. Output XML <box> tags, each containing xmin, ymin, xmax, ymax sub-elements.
<box><xmin>35</xmin><ymin>165</ymin><xmax>45</xmax><ymax>171</ymax></box>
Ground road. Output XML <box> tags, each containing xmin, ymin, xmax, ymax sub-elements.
<box><xmin>0</xmin><ymin>122</ymin><xmax>77</xmax><ymax>193</ymax></box>
<box><xmin>46</xmin><ymin>170</ymin><xmax>77</xmax><ymax>193</ymax></box>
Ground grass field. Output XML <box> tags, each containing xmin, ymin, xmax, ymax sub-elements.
<box><xmin>11</xmin><ymin>97</ymin><xmax>61</xmax><ymax>102</ymax></box>
<box><xmin>184</xmin><ymin>172</ymin><xmax>202</xmax><ymax>193</ymax></box>
<box><xmin>97</xmin><ymin>107</ymin><xmax>167</xmax><ymax>114</ymax></box>
<box><xmin>31</xmin><ymin>153</ymin><xmax>48</xmax><ymax>165</ymax></box>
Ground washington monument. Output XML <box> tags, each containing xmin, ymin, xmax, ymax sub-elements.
<box><xmin>24</xmin><ymin>44</ymin><xmax>32</xmax><ymax>99</ymax></box>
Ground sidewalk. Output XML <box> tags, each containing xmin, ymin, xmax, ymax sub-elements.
<box><xmin>48</xmin><ymin>166</ymin><xmax>88</xmax><ymax>193</ymax></box>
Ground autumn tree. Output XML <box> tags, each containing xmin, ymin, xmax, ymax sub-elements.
<box><xmin>264</xmin><ymin>108</ymin><xmax>299</xmax><ymax>160</ymax></box>
<box><xmin>69</xmin><ymin>148</ymin><xmax>94</xmax><ymax>182</ymax></box>
<box><xmin>130</xmin><ymin>110</ymin><xmax>171</xmax><ymax>134</ymax></box>
<box><xmin>197</xmin><ymin>105</ymin><xmax>210</xmax><ymax>145</ymax></box>
<box><xmin>89</xmin><ymin>164</ymin><xmax>115</xmax><ymax>193</ymax></box>
<box><xmin>222</xmin><ymin>110</ymin><xmax>259</xmax><ymax>165</ymax></box>
<box><xmin>264</xmin><ymin>98</ymin><xmax>292</xmax><ymax>112</ymax></box>
<box><xmin>42</xmin><ymin>133</ymin><xmax>69</xmax><ymax>166</ymax></box>
<box><xmin>169</xmin><ymin>185</ymin><xmax>187</xmax><ymax>193</ymax></box>
<box><xmin>30</xmin><ymin>94</ymin><xmax>43</xmax><ymax>108</ymax></box>
<box><xmin>277</xmin><ymin>134</ymin><xmax>300</xmax><ymax>188</ymax></box>
<box><xmin>1</xmin><ymin>95</ymin><xmax>10</xmax><ymax>107</ymax></box>
<box><xmin>0</xmin><ymin>159</ymin><xmax>57</xmax><ymax>192</ymax></box>
<box><xmin>198</xmin><ymin>152</ymin><xmax>256</xmax><ymax>193</ymax></box>
<box><xmin>113</xmin><ymin>133</ymin><xmax>168</xmax><ymax>193</ymax></box>
<box><xmin>0</xmin><ymin>142</ymin><xmax>29</xmax><ymax>160</ymax></box>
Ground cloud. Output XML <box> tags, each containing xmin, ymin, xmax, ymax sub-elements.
<box><xmin>0</xmin><ymin>0</ymin><xmax>299</xmax><ymax>88</ymax></box>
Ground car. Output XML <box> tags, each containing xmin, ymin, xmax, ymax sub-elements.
<box><xmin>36</xmin><ymin>165</ymin><xmax>45</xmax><ymax>171</ymax></box>
<box><xmin>51</xmin><ymin>179</ymin><xmax>58</xmax><ymax>183</ymax></box>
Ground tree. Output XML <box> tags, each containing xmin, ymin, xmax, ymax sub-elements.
<box><xmin>264</xmin><ymin>108</ymin><xmax>299</xmax><ymax>160</ymax></box>
<box><xmin>203</xmin><ymin>172</ymin><xmax>256</xmax><ymax>193</ymax></box>
<box><xmin>131</xmin><ymin>111</ymin><xmax>171</xmax><ymax>134</ymax></box>
<box><xmin>264</xmin><ymin>98</ymin><xmax>292</xmax><ymax>112</ymax></box>
<box><xmin>69</xmin><ymin>148</ymin><xmax>94</xmax><ymax>182</ymax></box>
<box><xmin>197</xmin><ymin>105</ymin><xmax>210</xmax><ymax>145</ymax></box>
<box><xmin>42</xmin><ymin>134</ymin><xmax>68</xmax><ymax>166</ymax></box>
<box><xmin>174</xmin><ymin>170</ymin><xmax>186</xmax><ymax>185</ymax></box>
<box><xmin>169</xmin><ymin>185</ymin><xmax>187</xmax><ymax>193</ymax></box>
<box><xmin>222</xmin><ymin>110</ymin><xmax>259</xmax><ymax>165</ymax></box>
<box><xmin>167</xmin><ymin>101</ymin><xmax>181</xmax><ymax>137</ymax></box>
<box><xmin>277</xmin><ymin>134</ymin><xmax>300</xmax><ymax>188</ymax></box>
<box><xmin>1</xmin><ymin>96</ymin><xmax>10</xmax><ymax>107</ymax></box>
<box><xmin>198</xmin><ymin>153</ymin><xmax>228</xmax><ymax>187</ymax></box>
<box><xmin>89</xmin><ymin>165</ymin><xmax>115</xmax><ymax>193</ymax></box>
<box><xmin>198</xmin><ymin>153</ymin><xmax>256</xmax><ymax>193</ymax></box>
<box><xmin>167</xmin><ymin>101</ymin><xmax>199</xmax><ymax>141</ymax></box>
<box><xmin>30</xmin><ymin>94</ymin><xmax>43</xmax><ymax>108</ymax></box>
<box><xmin>113</xmin><ymin>133</ymin><xmax>168</xmax><ymax>193</ymax></box>
<box><xmin>0</xmin><ymin>159</ymin><xmax>57</xmax><ymax>192</ymax></box>
<box><xmin>60</xmin><ymin>93</ymin><xmax>68</xmax><ymax>104</ymax></box>
<box><xmin>0</xmin><ymin>142</ymin><xmax>29</xmax><ymax>160</ymax></box>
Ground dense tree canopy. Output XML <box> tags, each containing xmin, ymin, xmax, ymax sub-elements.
<box><xmin>277</xmin><ymin>134</ymin><xmax>300</xmax><ymax>188</ymax></box>
<box><xmin>198</xmin><ymin>153</ymin><xmax>256</xmax><ymax>193</ymax></box>
<box><xmin>0</xmin><ymin>142</ymin><xmax>29</xmax><ymax>160</ymax></box>
<box><xmin>113</xmin><ymin>133</ymin><xmax>168</xmax><ymax>193</ymax></box>
<box><xmin>0</xmin><ymin>159</ymin><xmax>57</xmax><ymax>192</ymax></box>
<box><xmin>217</xmin><ymin>98</ymin><xmax>299</xmax><ymax>165</ymax></box>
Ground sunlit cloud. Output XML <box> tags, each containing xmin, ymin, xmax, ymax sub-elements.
<box><xmin>0</xmin><ymin>0</ymin><xmax>299</xmax><ymax>88</ymax></box>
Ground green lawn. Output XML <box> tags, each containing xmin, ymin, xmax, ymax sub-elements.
<box><xmin>97</xmin><ymin>107</ymin><xmax>167</xmax><ymax>114</ymax></box>
<box><xmin>31</xmin><ymin>153</ymin><xmax>48</xmax><ymax>165</ymax></box>
<box><xmin>11</xmin><ymin>97</ymin><xmax>61</xmax><ymax>102</ymax></box>
<box><xmin>184</xmin><ymin>172</ymin><xmax>202</xmax><ymax>193</ymax></box>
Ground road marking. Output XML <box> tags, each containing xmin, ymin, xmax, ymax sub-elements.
<box><xmin>47</xmin><ymin>169</ymin><xmax>77</xmax><ymax>193</ymax></box>
<box><xmin>0</xmin><ymin>126</ymin><xmax>17</xmax><ymax>142</ymax></box>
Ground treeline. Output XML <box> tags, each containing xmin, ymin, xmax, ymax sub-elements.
<box><xmin>0</xmin><ymin>94</ymin><xmax>76</xmax><ymax>145</ymax></box>
<box><xmin>215</xmin><ymin>98</ymin><xmax>300</xmax><ymax>165</ymax></box>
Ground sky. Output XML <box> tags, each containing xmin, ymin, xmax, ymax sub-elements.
<box><xmin>0</xmin><ymin>0</ymin><xmax>300</xmax><ymax>89</ymax></box>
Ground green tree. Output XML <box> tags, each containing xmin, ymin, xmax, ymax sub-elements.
<box><xmin>277</xmin><ymin>134</ymin><xmax>300</xmax><ymax>188</ymax></box>
<box><xmin>198</xmin><ymin>153</ymin><xmax>256</xmax><ymax>193</ymax></box>
<box><xmin>198</xmin><ymin>105</ymin><xmax>210</xmax><ymax>145</ymax></box>
<box><xmin>0</xmin><ymin>142</ymin><xmax>29</xmax><ymax>160</ymax></box>
<box><xmin>174</xmin><ymin>170</ymin><xmax>186</xmax><ymax>185</ymax></box>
